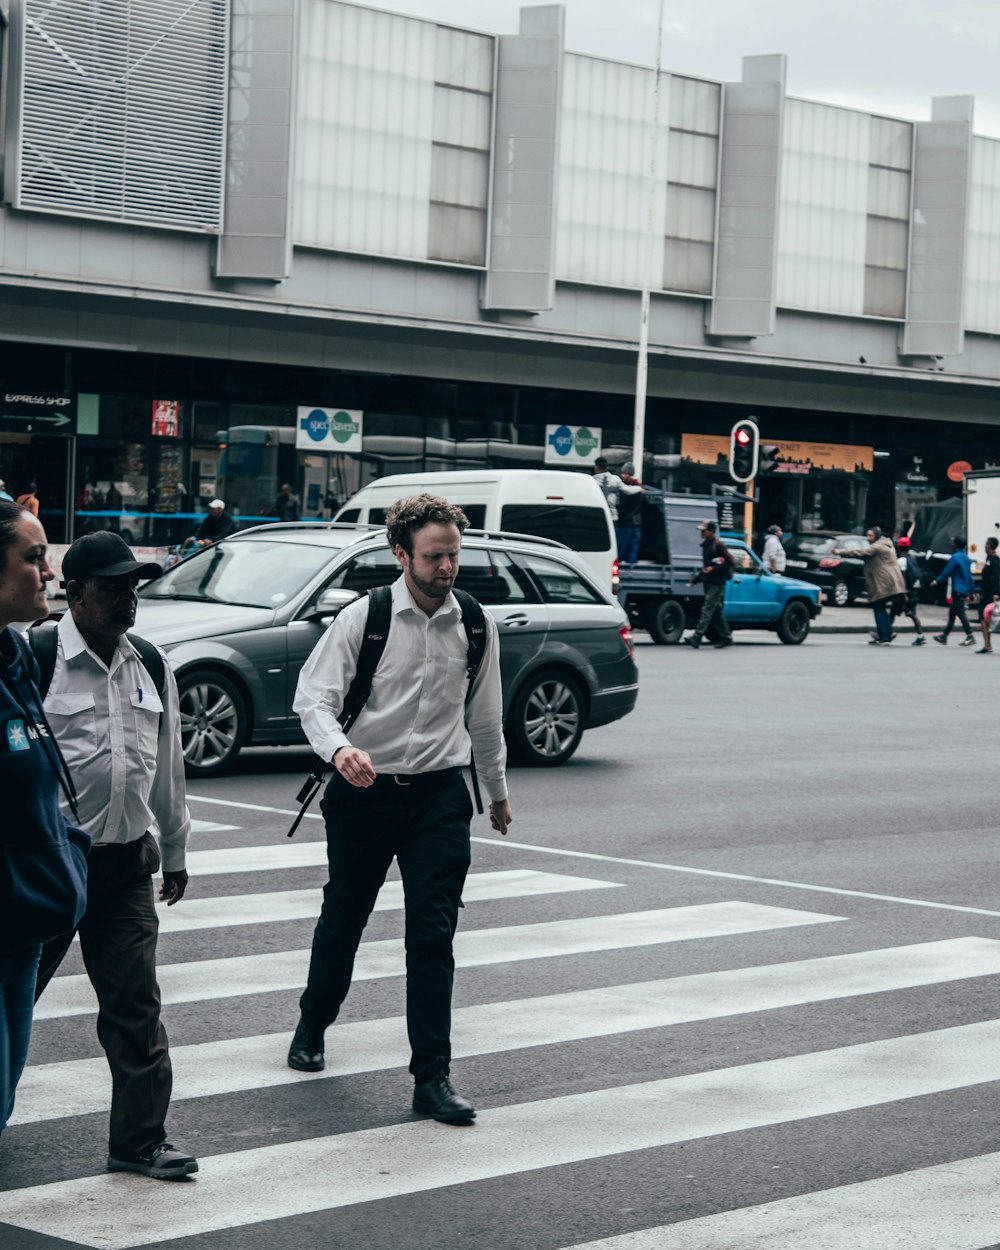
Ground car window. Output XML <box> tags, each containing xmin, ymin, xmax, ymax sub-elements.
<box><xmin>140</xmin><ymin>540</ymin><xmax>335</xmax><ymax>607</ymax></box>
<box><xmin>337</xmin><ymin>508</ymin><xmax>360</xmax><ymax>523</ymax></box>
<box><xmin>790</xmin><ymin>536</ymin><xmax>835</xmax><ymax>554</ymax></box>
<box><xmin>840</xmin><ymin>537</ymin><xmax>867</xmax><ymax>549</ymax></box>
<box><xmin>365</xmin><ymin>503</ymin><xmax>487</xmax><ymax>530</ymax></box>
<box><xmin>500</xmin><ymin>503</ymin><xmax>609</xmax><ymax>552</ymax></box>
<box><xmin>517</xmin><ymin>553</ymin><xmax>604</xmax><ymax>604</ymax></box>
<box><xmin>729</xmin><ymin>547</ymin><xmax>758</xmax><ymax>572</ymax></box>
<box><xmin>326</xmin><ymin>547</ymin><xmax>400</xmax><ymax>595</ymax></box>
<box><xmin>454</xmin><ymin>549</ymin><xmax>530</xmax><ymax>605</ymax></box>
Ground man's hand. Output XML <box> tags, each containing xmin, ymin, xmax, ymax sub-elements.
<box><xmin>334</xmin><ymin>745</ymin><xmax>377</xmax><ymax>788</ymax></box>
<box><xmin>489</xmin><ymin>799</ymin><xmax>513</xmax><ymax>836</ymax></box>
<box><xmin>160</xmin><ymin>870</ymin><xmax>188</xmax><ymax>906</ymax></box>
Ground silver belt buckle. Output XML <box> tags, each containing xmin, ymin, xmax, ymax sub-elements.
<box><xmin>393</xmin><ymin>774</ymin><xmax>412</xmax><ymax>787</ymax></box>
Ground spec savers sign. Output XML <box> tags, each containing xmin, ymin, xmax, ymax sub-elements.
<box><xmin>296</xmin><ymin>407</ymin><xmax>363</xmax><ymax>452</ymax></box>
<box><xmin>544</xmin><ymin>424</ymin><xmax>602</xmax><ymax>466</ymax></box>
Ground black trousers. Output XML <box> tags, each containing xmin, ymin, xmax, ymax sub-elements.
<box><xmin>300</xmin><ymin>768</ymin><xmax>473</xmax><ymax>1081</ymax></box>
<box><xmin>942</xmin><ymin>592</ymin><xmax>973</xmax><ymax>637</ymax></box>
<box><xmin>34</xmin><ymin>832</ymin><xmax>171</xmax><ymax>1158</ymax></box>
<box><xmin>693</xmin><ymin>582</ymin><xmax>732</xmax><ymax>642</ymax></box>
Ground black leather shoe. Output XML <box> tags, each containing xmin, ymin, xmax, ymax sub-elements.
<box><xmin>681</xmin><ymin>636</ymin><xmax>701</xmax><ymax>648</ymax></box>
<box><xmin>413</xmin><ymin>1073</ymin><xmax>476</xmax><ymax>1125</ymax></box>
<box><xmin>287</xmin><ymin>1018</ymin><xmax>325</xmax><ymax>1072</ymax></box>
<box><xmin>107</xmin><ymin>1142</ymin><xmax>198</xmax><ymax>1180</ymax></box>
<box><xmin>713</xmin><ymin>638</ymin><xmax>733</xmax><ymax>648</ymax></box>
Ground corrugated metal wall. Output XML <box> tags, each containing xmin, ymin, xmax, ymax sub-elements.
<box><xmin>966</xmin><ymin>137</ymin><xmax>1000</xmax><ymax>333</ymax></box>
<box><xmin>556</xmin><ymin>53</ymin><xmax>668</xmax><ymax>289</ymax></box>
<box><xmin>664</xmin><ymin>75</ymin><xmax>720</xmax><ymax>295</ymax></box>
<box><xmin>777</xmin><ymin>99</ymin><xmax>870</xmax><ymax>315</ymax></box>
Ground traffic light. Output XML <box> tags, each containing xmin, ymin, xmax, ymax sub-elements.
<box><xmin>728</xmin><ymin>419</ymin><xmax>759</xmax><ymax>482</ymax></box>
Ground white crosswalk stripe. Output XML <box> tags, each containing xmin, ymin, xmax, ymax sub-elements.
<box><xmin>155</xmin><ymin>869</ymin><xmax>624</xmax><ymax>933</ymax></box>
<box><xmin>6</xmin><ymin>815</ymin><xmax>1000</xmax><ymax>1250</ymax></box>
<box><xmin>4</xmin><ymin>1020</ymin><xmax>1000</xmax><ymax>1247</ymax></box>
<box><xmin>12</xmin><ymin>937</ymin><xmax>1000</xmax><ymax>1124</ymax></box>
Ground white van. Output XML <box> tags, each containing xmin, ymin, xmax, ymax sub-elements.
<box><xmin>336</xmin><ymin>469</ymin><xmax>618</xmax><ymax>590</ymax></box>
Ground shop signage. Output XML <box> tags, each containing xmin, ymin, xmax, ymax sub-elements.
<box><xmin>0</xmin><ymin>389</ymin><xmax>76</xmax><ymax>435</ymax></box>
<box><xmin>681</xmin><ymin>434</ymin><xmax>873</xmax><ymax>475</ymax></box>
<box><xmin>296</xmin><ymin>407</ymin><xmax>363</xmax><ymax>453</ymax></box>
<box><xmin>947</xmin><ymin>460</ymin><xmax>973</xmax><ymax>482</ymax></box>
<box><xmin>544</xmin><ymin>424</ymin><xmax>602</xmax><ymax>466</ymax></box>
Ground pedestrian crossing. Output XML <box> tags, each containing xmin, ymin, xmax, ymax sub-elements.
<box><xmin>3</xmin><ymin>810</ymin><xmax>1000</xmax><ymax>1250</ymax></box>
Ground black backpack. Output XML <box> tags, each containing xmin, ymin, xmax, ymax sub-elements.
<box><xmin>29</xmin><ymin>622</ymin><xmax>167</xmax><ymax>702</ymax></box>
<box><xmin>287</xmin><ymin>584</ymin><xmax>488</xmax><ymax>837</ymax></box>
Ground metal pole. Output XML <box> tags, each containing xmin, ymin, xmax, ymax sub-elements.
<box><xmin>632</xmin><ymin>0</ymin><xmax>665</xmax><ymax>475</ymax></box>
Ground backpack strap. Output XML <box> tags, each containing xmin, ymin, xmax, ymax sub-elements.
<box><xmin>126</xmin><ymin>634</ymin><xmax>167</xmax><ymax>702</ymax></box>
<box><xmin>340</xmin><ymin>584</ymin><xmax>392</xmax><ymax>734</ymax></box>
<box><xmin>452</xmin><ymin>587</ymin><xmax>488</xmax><ymax>815</ymax></box>
<box><xmin>27</xmin><ymin>622</ymin><xmax>58</xmax><ymax>699</ymax></box>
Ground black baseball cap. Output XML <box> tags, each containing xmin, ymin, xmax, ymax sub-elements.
<box><xmin>61</xmin><ymin>531</ymin><xmax>163</xmax><ymax>585</ymax></box>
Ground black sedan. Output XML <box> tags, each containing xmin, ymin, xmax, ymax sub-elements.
<box><xmin>780</xmin><ymin>532</ymin><xmax>869</xmax><ymax>607</ymax></box>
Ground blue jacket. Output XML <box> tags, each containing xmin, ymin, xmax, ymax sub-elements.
<box><xmin>934</xmin><ymin>550</ymin><xmax>973</xmax><ymax>596</ymax></box>
<box><xmin>0</xmin><ymin>627</ymin><xmax>89</xmax><ymax>946</ymax></box>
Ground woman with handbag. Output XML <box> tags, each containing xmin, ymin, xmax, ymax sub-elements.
<box><xmin>0</xmin><ymin>500</ymin><xmax>89</xmax><ymax>1134</ymax></box>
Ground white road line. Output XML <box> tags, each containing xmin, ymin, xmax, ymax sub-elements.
<box><xmin>181</xmin><ymin>840</ymin><xmax>326</xmax><ymax>876</ymax></box>
<box><xmin>156</xmin><ymin>870</ymin><xmax>623</xmax><ymax>934</ymax></box>
<box><xmin>189</xmin><ymin>819</ymin><xmax>240</xmax><ymax>834</ymax></box>
<box><xmin>564</xmin><ymin>1152</ymin><xmax>1000</xmax><ymax>1250</ymax></box>
<box><xmin>32</xmin><ymin>901</ymin><xmax>841</xmax><ymax>1019</ymax></box>
<box><xmin>12</xmin><ymin>937</ymin><xmax>998</xmax><ymax>1125</ymax></box>
<box><xmin>186</xmin><ymin>793</ymin><xmax>1000</xmax><ymax>919</ymax></box>
<box><xmin>5</xmin><ymin>1019</ymin><xmax>1000</xmax><ymax>1247</ymax></box>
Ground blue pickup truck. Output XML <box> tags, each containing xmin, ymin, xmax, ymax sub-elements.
<box><xmin>617</xmin><ymin>491</ymin><xmax>822</xmax><ymax>644</ymax></box>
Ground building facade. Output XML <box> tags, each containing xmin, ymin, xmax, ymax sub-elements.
<box><xmin>0</xmin><ymin>0</ymin><xmax>998</xmax><ymax>546</ymax></box>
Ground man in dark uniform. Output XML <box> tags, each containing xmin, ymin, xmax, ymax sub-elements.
<box><xmin>682</xmin><ymin>519</ymin><xmax>735</xmax><ymax>649</ymax></box>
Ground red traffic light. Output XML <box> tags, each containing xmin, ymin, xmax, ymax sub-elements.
<box><xmin>735</xmin><ymin>429</ymin><xmax>751</xmax><ymax>446</ymax></box>
<box><xmin>728</xmin><ymin>419</ymin><xmax>759</xmax><ymax>482</ymax></box>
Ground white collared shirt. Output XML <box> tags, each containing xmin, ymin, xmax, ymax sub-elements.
<box><xmin>43</xmin><ymin>614</ymin><xmax>191</xmax><ymax>871</ymax></box>
<box><xmin>293</xmin><ymin>576</ymin><xmax>508</xmax><ymax>802</ymax></box>
<box><xmin>763</xmin><ymin>533</ymin><xmax>786</xmax><ymax>573</ymax></box>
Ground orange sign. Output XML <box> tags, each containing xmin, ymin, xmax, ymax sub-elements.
<box><xmin>681</xmin><ymin>434</ymin><xmax>873</xmax><ymax>475</ymax></box>
<box><xmin>947</xmin><ymin>460</ymin><xmax>972</xmax><ymax>482</ymax></box>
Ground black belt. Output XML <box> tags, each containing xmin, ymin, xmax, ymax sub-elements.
<box><xmin>374</xmin><ymin>767</ymin><xmax>464</xmax><ymax>788</ymax></box>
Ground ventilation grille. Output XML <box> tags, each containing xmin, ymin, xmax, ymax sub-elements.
<box><xmin>15</xmin><ymin>0</ymin><xmax>228</xmax><ymax>232</ymax></box>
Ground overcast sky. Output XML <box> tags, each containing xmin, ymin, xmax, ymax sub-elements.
<box><xmin>378</xmin><ymin>0</ymin><xmax>1000</xmax><ymax>139</ymax></box>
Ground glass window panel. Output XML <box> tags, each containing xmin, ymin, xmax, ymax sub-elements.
<box><xmin>430</xmin><ymin>144</ymin><xmax>489</xmax><ymax>208</ymax></box>
<box><xmin>666</xmin><ymin>183</ymin><xmax>715</xmax><ymax>242</ymax></box>
<box><xmin>433</xmin><ymin>84</ymin><xmax>492</xmax><ymax>151</ymax></box>
<box><xmin>868</xmin><ymin>166</ymin><xmax>910</xmax><ymax>220</ymax></box>
<box><xmin>663</xmin><ymin>238</ymin><xmax>714</xmax><ymax>294</ymax></box>
<box><xmin>500</xmin><ymin>504</ymin><xmax>610</xmax><ymax>553</ymax></box>
<box><xmin>667</xmin><ymin>131</ymin><xmax>718</xmax><ymax>189</ymax></box>
<box><xmin>434</xmin><ymin>25</ymin><xmax>494</xmax><ymax>93</ymax></box>
<box><xmin>869</xmin><ymin>115</ymin><xmax>913</xmax><ymax>171</ymax></box>
<box><xmin>965</xmin><ymin>137</ymin><xmax>1000</xmax><ymax>332</ymax></box>
<box><xmin>865</xmin><ymin>216</ymin><xmax>908</xmax><ymax>270</ymax></box>
<box><xmin>428</xmin><ymin>202</ymin><xmax>487</xmax><ymax>264</ymax></box>
<box><xmin>517</xmin><ymin>553</ymin><xmax>603</xmax><ymax>604</ymax></box>
<box><xmin>863</xmin><ymin>265</ymin><xmax>906</xmax><ymax>318</ymax></box>
<box><xmin>668</xmin><ymin>75</ymin><xmax>721</xmax><ymax>136</ymax></box>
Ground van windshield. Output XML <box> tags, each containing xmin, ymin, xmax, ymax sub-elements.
<box><xmin>500</xmin><ymin>504</ymin><xmax>610</xmax><ymax>552</ymax></box>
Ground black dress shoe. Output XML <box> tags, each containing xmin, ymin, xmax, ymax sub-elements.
<box><xmin>287</xmin><ymin>1018</ymin><xmax>325</xmax><ymax>1072</ymax></box>
<box><xmin>413</xmin><ymin>1073</ymin><xmax>476</xmax><ymax>1125</ymax></box>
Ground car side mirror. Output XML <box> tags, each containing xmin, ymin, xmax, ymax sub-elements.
<box><xmin>305</xmin><ymin>587</ymin><xmax>360</xmax><ymax>620</ymax></box>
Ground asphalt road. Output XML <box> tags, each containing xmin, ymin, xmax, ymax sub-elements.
<box><xmin>3</xmin><ymin>630</ymin><xmax>999</xmax><ymax>1249</ymax></box>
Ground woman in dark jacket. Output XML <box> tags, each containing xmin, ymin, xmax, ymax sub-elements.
<box><xmin>0</xmin><ymin>500</ymin><xmax>88</xmax><ymax>1133</ymax></box>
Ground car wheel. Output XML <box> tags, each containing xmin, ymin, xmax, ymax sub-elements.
<box><xmin>506</xmin><ymin>670</ymin><xmax>585</xmax><ymax>767</ymax></box>
<box><xmin>647</xmin><ymin>598</ymin><xmax>686</xmax><ymax>645</ymax></box>
<box><xmin>830</xmin><ymin>578</ymin><xmax>851</xmax><ymax>608</ymax></box>
<box><xmin>177</xmin><ymin>670</ymin><xmax>248</xmax><ymax>776</ymax></box>
<box><xmin>777</xmin><ymin>601</ymin><xmax>811</xmax><ymax>645</ymax></box>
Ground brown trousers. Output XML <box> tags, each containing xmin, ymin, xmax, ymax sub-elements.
<box><xmin>34</xmin><ymin>832</ymin><xmax>172</xmax><ymax>1158</ymax></box>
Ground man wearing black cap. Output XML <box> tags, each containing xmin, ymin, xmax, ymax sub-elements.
<box><xmin>682</xmin><ymin>519</ymin><xmax>734</xmax><ymax>649</ymax></box>
<box><xmin>31</xmin><ymin>531</ymin><xmax>197</xmax><ymax>1180</ymax></box>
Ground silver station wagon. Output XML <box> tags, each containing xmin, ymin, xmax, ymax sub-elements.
<box><xmin>135</xmin><ymin>524</ymin><xmax>639</xmax><ymax>776</ymax></box>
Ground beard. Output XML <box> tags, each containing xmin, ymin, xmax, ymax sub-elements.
<box><xmin>408</xmin><ymin>569</ymin><xmax>454</xmax><ymax>600</ymax></box>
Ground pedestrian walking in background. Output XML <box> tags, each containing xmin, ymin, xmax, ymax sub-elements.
<box><xmin>31</xmin><ymin>531</ymin><xmax>197</xmax><ymax>1180</ymax></box>
<box><xmin>833</xmin><ymin>527</ymin><xmax>905</xmax><ymax>645</ymax></box>
<box><xmin>615</xmin><ymin>462</ymin><xmax>643</xmax><ymax>564</ymax></box>
<box><xmin>763</xmin><ymin>524</ymin><xmax>787</xmax><ymax>573</ymax></box>
<box><xmin>275</xmin><ymin>483</ymin><xmax>301</xmax><ymax>523</ymax></box>
<box><xmin>289</xmin><ymin>493</ymin><xmax>512</xmax><ymax>1125</ymax></box>
<box><xmin>976</xmin><ymin>535</ymin><xmax>1000</xmax><ymax>653</ymax></box>
<box><xmin>15</xmin><ymin>484</ymin><xmax>39</xmax><ymax>518</ymax></box>
<box><xmin>0</xmin><ymin>501</ymin><xmax>88</xmax><ymax>1136</ymax></box>
<box><xmin>931</xmin><ymin>536</ymin><xmax>976</xmax><ymax>647</ymax></box>
<box><xmin>891</xmin><ymin>536</ymin><xmax>926</xmax><ymax>645</ymax></box>
<box><xmin>683</xmin><ymin>519</ymin><xmax>734</xmax><ymax>649</ymax></box>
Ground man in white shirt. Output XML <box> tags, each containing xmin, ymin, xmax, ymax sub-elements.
<box><xmin>290</xmin><ymin>494</ymin><xmax>512</xmax><ymax>1124</ymax></box>
<box><xmin>763</xmin><ymin>524</ymin><xmax>787</xmax><ymax>574</ymax></box>
<box><xmin>33</xmin><ymin>531</ymin><xmax>196</xmax><ymax>1180</ymax></box>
